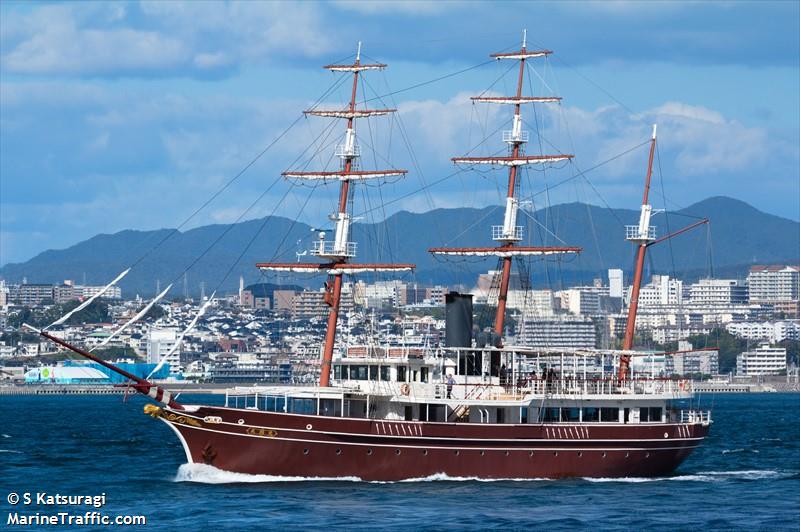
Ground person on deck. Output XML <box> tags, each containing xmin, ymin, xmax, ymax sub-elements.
<box><xmin>446</xmin><ymin>374</ymin><xmax>456</xmax><ymax>399</ymax></box>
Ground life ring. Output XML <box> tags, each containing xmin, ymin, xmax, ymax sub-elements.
<box><xmin>400</xmin><ymin>383</ymin><xmax>410</xmax><ymax>396</ymax></box>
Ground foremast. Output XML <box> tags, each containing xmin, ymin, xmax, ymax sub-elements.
<box><xmin>257</xmin><ymin>43</ymin><xmax>414</xmax><ymax>387</ymax></box>
<box><xmin>429</xmin><ymin>31</ymin><xmax>580</xmax><ymax>342</ymax></box>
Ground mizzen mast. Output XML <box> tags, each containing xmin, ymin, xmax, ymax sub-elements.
<box><xmin>258</xmin><ymin>43</ymin><xmax>413</xmax><ymax>387</ymax></box>
<box><xmin>429</xmin><ymin>31</ymin><xmax>580</xmax><ymax>342</ymax></box>
<box><xmin>619</xmin><ymin>124</ymin><xmax>658</xmax><ymax>379</ymax></box>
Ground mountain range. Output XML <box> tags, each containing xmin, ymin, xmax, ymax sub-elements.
<box><xmin>1</xmin><ymin>196</ymin><xmax>797</xmax><ymax>297</ymax></box>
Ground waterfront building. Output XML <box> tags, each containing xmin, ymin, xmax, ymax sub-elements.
<box><xmin>736</xmin><ymin>344</ymin><xmax>787</xmax><ymax>376</ymax></box>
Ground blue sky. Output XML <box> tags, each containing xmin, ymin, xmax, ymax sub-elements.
<box><xmin>1</xmin><ymin>0</ymin><xmax>798</xmax><ymax>266</ymax></box>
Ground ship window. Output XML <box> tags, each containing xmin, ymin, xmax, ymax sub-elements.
<box><xmin>333</xmin><ymin>365</ymin><xmax>342</xmax><ymax>380</ymax></box>
<box><xmin>582</xmin><ymin>407</ymin><xmax>599</xmax><ymax>422</ymax></box>
<box><xmin>379</xmin><ymin>366</ymin><xmax>389</xmax><ymax>381</ymax></box>
<box><xmin>319</xmin><ymin>399</ymin><xmax>341</xmax><ymax>417</ymax></box>
<box><xmin>369</xmin><ymin>365</ymin><xmax>378</xmax><ymax>381</ymax></box>
<box><xmin>398</xmin><ymin>366</ymin><xmax>407</xmax><ymax>382</ymax></box>
<box><xmin>497</xmin><ymin>408</ymin><xmax>505</xmax><ymax>424</ymax></box>
<box><xmin>600</xmin><ymin>407</ymin><xmax>619</xmax><ymax>422</ymax></box>
<box><xmin>288</xmin><ymin>398</ymin><xmax>315</xmax><ymax>415</ymax></box>
<box><xmin>649</xmin><ymin>407</ymin><xmax>662</xmax><ymax>422</ymax></box>
<box><xmin>265</xmin><ymin>395</ymin><xmax>286</xmax><ymax>413</ymax></box>
<box><xmin>520</xmin><ymin>407</ymin><xmax>528</xmax><ymax>424</ymax></box>
<box><xmin>561</xmin><ymin>408</ymin><xmax>580</xmax><ymax>422</ymax></box>
<box><xmin>352</xmin><ymin>365</ymin><xmax>368</xmax><ymax>380</ymax></box>
<box><xmin>640</xmin><ymin>407</ymin><xmax>650</xmax><ymax>422</ymax></box>
<box><xmin>421</xmin><ymin>367</ymin><xmax>429</xmax><ymax>383</ymax></box>
<box><xmin>542</xmin><ymin>407</ymin><xmax>560</xmax><ymax>422</ymax></box>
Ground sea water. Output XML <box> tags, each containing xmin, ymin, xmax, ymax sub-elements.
<box><xmin>1</xmin><ymin>393</ymin><xmax>798</xmax><ymax>530</ymax></box>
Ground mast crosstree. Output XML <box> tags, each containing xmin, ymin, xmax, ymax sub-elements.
<box><xmin>429</xmin><ymin>31</ymin><xmax>580</xmax><ymax>341</ymax></box>
<box><xmin>258</xmin><ymin>43</ymin><xmax>414</xmax><ymax>387</ymax></box>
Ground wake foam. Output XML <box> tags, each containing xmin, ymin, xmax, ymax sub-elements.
<box><xmin>174</xmin><ymin>464</ymin><xmax>553</xmax><ymax>484</ymax></box>
<box><xmin>584</xmin><ymin>470</ymin><xmax>789</xmax><ymax>483</ymax></box>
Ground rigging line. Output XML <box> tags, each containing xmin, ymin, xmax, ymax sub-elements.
<box><xmin>517</xmin><ymin>206</ymin><xmax>569</xmax><ymax>246</ymax></box>
<box><xmin>212</xmin><ymin>181</ymin><xmax>301</xmax><ymax>293</ymax></box>
<box><xmin>357</xmin><ymin>59</ymin><xmax>496</xmax><ymax>106</ymax></box>
<box><xmin>175</xmin><ymin>98</ymin><xmax>343</xmax><ymax>285</ymax></box>
<box><xmin>655</xmin><ymin>141</ymin><xmax>677</xmax><ymax>279</ymax></box>
<box><xmin>545</xmin><ymin>53</ymin><xmax>645</xmax><ymax>124</ymax></box>
<box><xmin>444</xmin><ymin>204</ymin><xmax>502</xmax><ymax>246</ymax></box>
<box><xmin>268</xmin><ymin>182</ymin><xmax>323</xmax><ymax>264</ymax></box>
<box><xmin>515</xmin><ymin>139</ymin><xmax>651</xmax><ymax>220</ymax></box>
<box><xmin>169</xmin><ymin>178</ymin><xmax>287</xmax><ymax>290</ymax></box>
<box><xmin>475</xmin><ymin>59</ymin><xmax>519</xmax><ymax>99</ymax></box>
<box><xmin>128</xmin><ymin>73</ymin><xmax>350</xmax><ymax>270</ymax></box>
<box><xmin>353</xmin><ymin>166</ymin><xmax>469</xmax><ymax>219</ymax></box>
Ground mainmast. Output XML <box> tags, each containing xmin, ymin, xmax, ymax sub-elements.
<box><xmin>619</xmin><ymin>124</ymin><xmax>658</xmax><ymax>379</ymax></box>
<box><xmin>257</xmin><ymin>43</ymin><xmax>413</xmax><ymax>387</ymax></box>
<box><xmin>429</xmin><ymin>31</ymin><xmax>580</xmax><ymax>343</ymax></box>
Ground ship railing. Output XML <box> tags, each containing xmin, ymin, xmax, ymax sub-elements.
<box><xmin>506</xmin><ymin>377</ymin><xmax>692</xmax><ymax>397</ymax></box>
<box><xmin>680</xmin><ymin>409</ymin><xmax>712</xmax><ymax>425</ymax></box>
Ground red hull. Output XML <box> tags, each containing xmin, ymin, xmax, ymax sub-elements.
<box><xmin>158</xmin><ymin>405</ymin><xmax>709</xmax><ymax>481</ymax></box>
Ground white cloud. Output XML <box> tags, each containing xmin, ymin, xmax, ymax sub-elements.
<box><xmin>1</xmin><ymin>2</ymin><xmax>332</xmax><ymax>77</ymax></box>
<box><xmin>332</xmin><ymin>1</ymin><xmax>453</xmax><ymax>15</ymax></box>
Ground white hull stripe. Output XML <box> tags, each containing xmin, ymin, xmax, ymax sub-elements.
<box><xmin>170</xmin><ymin>422</ymin><xmax>701</xmax><ymax>452</ymax></box>
<box><xmin>165</xmin><ymin>410</ymin><xmax>702</xmax><ymax>444</ymax></box>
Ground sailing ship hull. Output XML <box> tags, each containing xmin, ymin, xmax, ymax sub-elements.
<box><xmin>159</xmin><ymin>405</ymin><xmax>708</xmax><ymax>480</ymax></box>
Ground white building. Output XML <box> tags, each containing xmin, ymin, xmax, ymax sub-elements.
<box><xmin>147</xmin><ymin>327</ymin><xmax>181</xmax><ymax>376</ymax></box>
<box><xmin>632</xmin><ymin>275</ymin><xmax>684</xmax><ymax>307</ymax></box>
<box><xmin>689</xmin><ymin>279</ymin><xmax>747</xmax><ymax>306</ymax></box>
<box><xmin>736</xmin><ymin>344</ymin><xmax>787</xmax><ymax>376</ymax></box>
<box><xmin>608</xmin><ymin>269</ymin><xmax>623</xmax><ymax>299</ymax></box>
<box><xmin>726</xmin><ymin>320</ymin><xmax>800</xmax><ymax>343</ymax></box>
<box><xmin>748</xmin><ymin>265</ymin><xmax>800</xmax><ymax>303</ymax></box>
<box><xmin>559</xmin><ymin>287</ymin><xmax>603</xmax><ymax>316</ymax></box>
<box><xmin>515</xmin><ymin>316</ymin><xmax>596</xmax><ymax>349</ymax></box>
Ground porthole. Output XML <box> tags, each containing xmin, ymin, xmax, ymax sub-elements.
<box><xmin>422</xmin><ymin>449</ymin><xmax>428</xmax><ymax>456</ymax></box>
<box><xmin>306</xmin><ymin>424</ymin><xmax>313</xmax><ymax>430</ymax></box>
<box><xmin>504</xmin><ymin>451</ymin><xmax>510</xmax><ymax>456</ymax></box>
<box><xmin>237</xmin><ymin>419</ymin><xmax>245</xmax><ymax>425</ymax></box>
<box><xmin>528</xmin><ymin>451</ymin><xmax>534</xmax><ymax>457</ymax></box>
<box><xmin>336</xmin><ymin>448</ymin><xmax>342</xmax><ymax>455</ymax></box>
<box><xmin>663</xmin><ymin>432</ymin><xmax>669</xmax><ymax>439</ymax></box>
<box><xmin>578</xmin><ymin>452</ymin><xmax>583</xmax><ymax>458</ymax></box>
<box><xmin>367</xmin><ymin>449</ymin><xmax>373</xmax><ymax>456</ymax></box>
<box><xmin>454</xmin><ymin>450</ymin><xmax>460</xmax><ymax>456</ymax></box>
<box><xmin>553</xmin><ymin>452</ymin><xmax>558</xmax><ymax>457</ymax></box>
<box><xmin>395</xmin><ymin>449</ymin><xmax>401</xmax><ymax>455</ymax></box>
<box><xmin>602</xmin><ymin>452</ymin><xmax>607</xmax><ymax>458</ymax></box>
<box><xmin>645</xmin><ymin>452</ymin><xmax>650</xmax><ymax>458</ymax></box>
<box><xmin>303</xmin><ymin>448</ymin><xmax>309</xmax><ymax>455</ymax></box>
<box><xmin>625</xmin><ymin>452</ymin><xmax>630</xmax><ymax>458</ymax></box>
<box><xmin>480</xmin><ymin>450</ymin><xmax>485</xmax><ymax>456</ymax></box>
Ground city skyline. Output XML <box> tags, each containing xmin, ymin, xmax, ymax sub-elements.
<box><xmin>2</xmin><ymin>1</ymin><xmax>798</xmax><ymax>268</ymax></box>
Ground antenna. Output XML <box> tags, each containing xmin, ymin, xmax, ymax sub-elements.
<box><xmin>356</xmin><ymin>41</ymin><xmax>362</xmax><ymax>62</ymax></box>
<box><xmin>522</xmin><ymin>29</ymin><xmax>527</xmax><ymax>49</ymax></box>
<box><xmin>652</xmin><ymin>123</ymin><xmax>658</xmax><ymax>140</ymax></box>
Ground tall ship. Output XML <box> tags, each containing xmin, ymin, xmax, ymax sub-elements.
<box><xmin>29</xmin><ymin>36</ymin><xmax>711</xmax><ymax>481</ymax></box>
